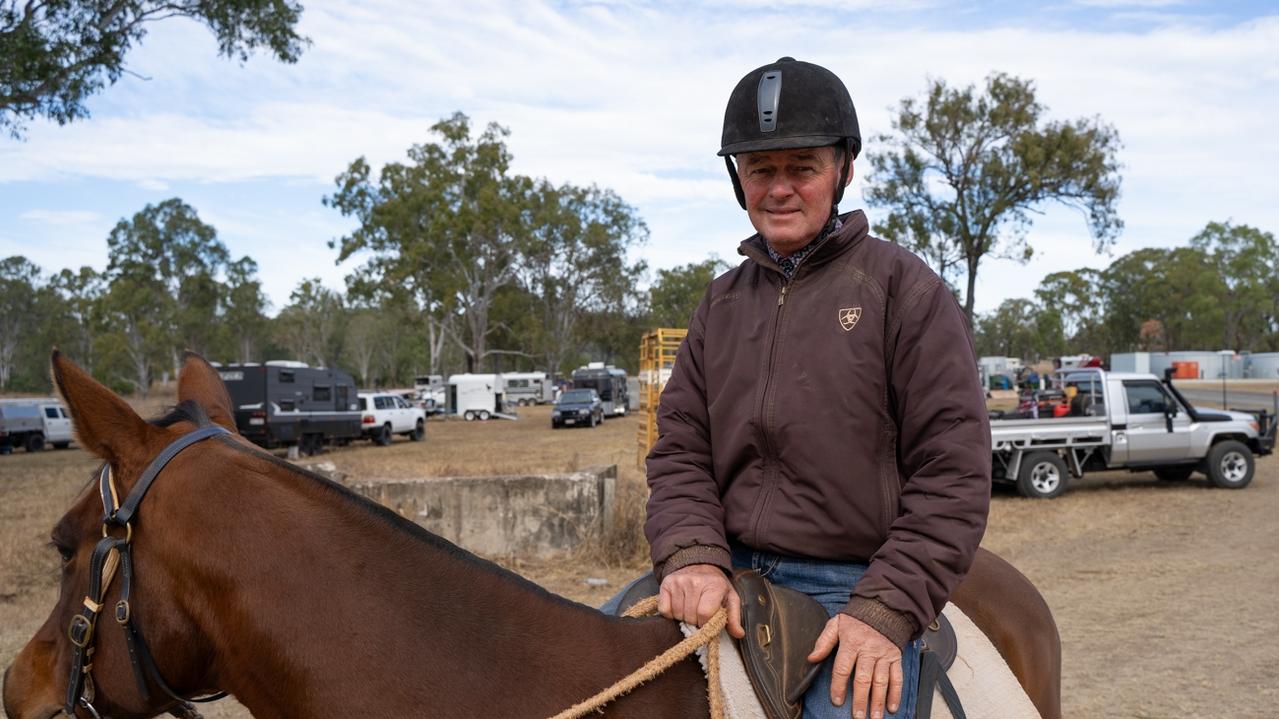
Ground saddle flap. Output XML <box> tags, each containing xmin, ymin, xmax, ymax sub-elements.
<box><xmin>733</xmin><ymin>570</ymin><xmax>830</xmax><ymax>719</ymax></box>
<box><xmin>921</xmin><ymin>613</ymin><xmax>957</xmax><ymax>670</ymax></box>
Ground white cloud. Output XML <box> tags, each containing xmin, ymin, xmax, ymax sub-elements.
<box><xmin>1</xmin><ymin>1</ymin><xmax>1276</xmax><ymax>314</ymax></box>
<box><xmin>18</xmin><ymin>209</ymin><xmax>103</xmax><ymax>225</ymax></box>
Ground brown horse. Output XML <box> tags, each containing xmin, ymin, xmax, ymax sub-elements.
<box><xmin>4</xmin><ymin>352</ymin><xmax>1060</xmax><ymax>718</ymax></box>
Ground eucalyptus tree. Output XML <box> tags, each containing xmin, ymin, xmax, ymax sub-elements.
<box><xmin>222</xmin><ymin>256</ymin><xmax>269</xmax><ymax>364</ymax></box>
<box><xmin>647</xmin><ymin>258</ymin><xmax>729</xmax><ymax>330</ymax></box>
<box><xmin>520</xmin><ymin>181</ymin><xmax>648</xmax><ymax>376</ymax></box>
<box><xmin>0</xmin><ymin>0</ymin><xmax>306</xmax><ymax>138</ymax></box>
<box><xmin>103</xmin><ymin>198</ymin><xmax>229</xmax><ymax>383</ymax></box>
<box><xmin>330</xmin><ymin>113</ymin><xmax>539</xmax><ymax>373</ymax></box>
<box><xmin>0</xmin><ymin>255</ymin><xmax>42</xmax><ymax>389</ymax></box>
<box><xmin>866</xmin><ymin>73</ymin><xmax>1123</xmax><ymax>323</ymax></box>
<box><xmin>1188</xmin><ymin>221</ymin><xmax>1279</xmax><ymax>350</ymax></box>
<box><xmin>48</xmin><ymin>265</ymin><xmax>105</xmax><ymax>373</ymax></box>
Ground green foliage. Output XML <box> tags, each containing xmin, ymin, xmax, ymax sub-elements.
<box><xmin>0</xmin><ymin>0</ymin><xmax>307</xmax><ymax>138</ymax></box>
<box><xmin>328</xmin><ymin>113</ymin><xmax>649</xmax><ymax>377</ymax></box>
<box><xmin>987</xmin><ymin>221</ymin><xmax>1279</xmax><ymax>360</ymax></box>
<box><xmin>867</xmin><ymin>73</ymin><xmax>1123</xmax><ymax>322</ymax></box>
<box><xmin>648</xmin><ymin>258</ymin><xmax>729</xmax><ymax>329</ymax></box>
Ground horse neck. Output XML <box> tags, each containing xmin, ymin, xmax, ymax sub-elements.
<box><xmin>168</xmin><ymin>446</ymin><xmax>701</xmax><ymax>717</ymax></box>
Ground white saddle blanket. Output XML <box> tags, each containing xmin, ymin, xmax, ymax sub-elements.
<box><xmin>682</xmin><ymin>602</ymin><xmax>1041</xmax><ymax>719</ymax></box>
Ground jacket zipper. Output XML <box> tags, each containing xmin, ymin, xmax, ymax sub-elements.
<box><xmin>748</xmin><ymin>279</ymin><xmax>791</xmax><ymax>544</ymax></box>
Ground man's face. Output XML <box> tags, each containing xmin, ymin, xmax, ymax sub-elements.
<box><xmin>737</xmin><ymin>147</ymin><xmax>852</xmax><ymax>257</ymax></box>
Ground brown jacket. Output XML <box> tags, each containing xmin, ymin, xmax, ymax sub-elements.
<box><xmin>644</xmin><ymin>211</ymin><xmax>991</xmax><ymax>647</ymax></box>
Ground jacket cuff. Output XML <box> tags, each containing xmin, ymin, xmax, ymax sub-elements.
<box><xmin>840</xmin><ymin>596</ymin><xmax>919</xmax><ymax>648</ymax></box>
<box><xmin>655</xmin><ymin>544</ymin><xmax>733</xmax><ymax>581</ymax></box>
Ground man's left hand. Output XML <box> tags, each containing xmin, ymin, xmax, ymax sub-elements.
<box><xmin>807</xmin><ymin>614</ymin><xmax>903</xmax><ymax>719</ymax></box>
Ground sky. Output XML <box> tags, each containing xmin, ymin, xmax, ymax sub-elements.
<box><xmin>2</xmin><ymin>0</ymin><xmax>1277</xmax><ymax>316</ymax></box>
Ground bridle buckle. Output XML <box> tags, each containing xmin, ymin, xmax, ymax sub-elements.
<box><xmin>68</xmin><ymin>614</ymin><xmax>94</xmax><ymax>649</ymax></box>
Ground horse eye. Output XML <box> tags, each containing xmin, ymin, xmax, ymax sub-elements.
<box><xmin>49</xmin><ymin>541</ymin><xmax>74</xmax><ymax>564</ymax></box>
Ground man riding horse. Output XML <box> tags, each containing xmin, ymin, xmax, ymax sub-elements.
<box><xmin>644</xmin><ymin>57</ymin><xmax>992</xmax><ymax>719</ymax></box>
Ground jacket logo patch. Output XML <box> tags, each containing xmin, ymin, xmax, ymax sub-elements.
<box><xmin>838</xmin><ymin>307</ymin><xmax>862</xmax><ymax>332</ymax></box>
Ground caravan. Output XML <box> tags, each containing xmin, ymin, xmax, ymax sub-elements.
<box><xmin>503</xmin><ymin>372</ymin><xmax>554</xmax><ymax>406</ymax></box>
<box><xmin>571</xmin><ymin>363</ymin><xmax>629</xmax><ymax>417</ymax></box>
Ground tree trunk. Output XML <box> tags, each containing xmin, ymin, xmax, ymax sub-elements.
<box><xmin>964</xmin><ymin>256</ymin><xmax>980</xmax><ymax>327</ymax></box>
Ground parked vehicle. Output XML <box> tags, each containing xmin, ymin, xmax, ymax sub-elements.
<box><xmin>571</xmin><ymin>363</ymin><xmax>629</xmax><ymax>417</ymax></box>
<box><xmin>447</xmin><ymin>373</ymin><xmax>509</xmax><ymax>421</ymax></box>
<box><xmin>0</xmin><ymin>398</ymin><xmax>73</xmax><ymax>453</ymax></box>
<box><xmin>991</xmin><ymin>368</ymin><xmax>1276</xmax><ymax>498</ymax></box>
<box><xmin>218</xmin><ymin>361</ymin><xmax>362</xmax><ymax>455</ymax></box>
<box><xmin>551</xmin><ymin>389</ymin><xmax>604</xmax><ymax>429</ymax></box>
<box><xmin>414</xmin><ymin>374</ymin><xmax>447</xmax><ymax>415</ymax></box>
<box><xmin>503</xmin><ymin>372</ymin><xmax>554</xmax><ymax>406</ymax></box>
<box><xmin>358</xmin><ymin>391</ymin><xmax>427</xmax><ymax>445</ymax></box>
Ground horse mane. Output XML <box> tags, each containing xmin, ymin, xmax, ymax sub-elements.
<box><xmin>214</xmin><ymin>437</ymin><xmax>592</xmax><ymax>612</ymax></box>
<box><xmin>151</xmin><ymin>400</ymin><xmax>212</xmax><ymax>429</ymax></box>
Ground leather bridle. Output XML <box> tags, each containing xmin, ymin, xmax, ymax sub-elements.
<box><xmin>64</xmin><ymin>425</ymin><xmax>230</xmax><ymax>719</ymax></box>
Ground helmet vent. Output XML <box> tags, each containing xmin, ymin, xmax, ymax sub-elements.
<box><xmin>757</xmin><ymin>71</ymin><xmax>781</xmax><ymax>133</ymax></box>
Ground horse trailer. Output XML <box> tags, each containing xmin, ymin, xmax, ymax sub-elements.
<box><xmin>447</xmin><ymin>373</ymin><xmax>510</xmax><ymax>421</ymax></box>
<box><xmin>503</xmin><ymin>372</ymin><xmax>554</xmax><ymax>406</ymax></box>
<box><xmin>571</xmin><ymin>363</ymin><xmax>629</xmax><ymax>417</ymax></box>
<box><xmin>218</xmin><ymin>361</ymin><xmax>362</xmax><ymax>455</ymax></box>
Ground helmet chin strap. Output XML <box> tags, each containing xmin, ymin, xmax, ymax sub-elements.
<box><xmin>726</xmin><ymin>156</ymin><xmax>747</xmax><ymax>210</ymax></box>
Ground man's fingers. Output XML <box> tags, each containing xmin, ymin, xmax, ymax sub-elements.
<box><xmin>828</xmin><ymin>645</ymin><xmax>857</xmax><ymax>707</ymax></box>
<box><xmin>851</xmin><ymin>654</ymin><xmax>874</xmax><ymax>719</ymax></box>
<box><xmin>726</xmin><ymin>587</ymin><xmax>745</xmax><ymax>639</ymax></box>
<box><xmin>887</xmin><ymin>657</ymin><xmax>904</xmax><ymax>714</ymax></box>
<box><xmin>869</xmin><ymin>658</ymin><xmax>895</xmax><ymax>719</ymax></box>
<box><xmin>808</xmin><ymin>618</ymin><xmax>840</xmax><ymax>663</ymax></box>
<box><xmin>657</xmin><ymin>585</ymin><xmax>672</xmax><ymax>619</ymax></box>
<box><xmin>695</xmin><ymin>584</ymin><xmax>722</xmax><ymax>626</ymax></box>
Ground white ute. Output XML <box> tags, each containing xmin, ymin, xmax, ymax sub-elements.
<box><xmin>990</xmin><ymin>368</ymin><xmax>1275</xmax><ymax>498</ymax></box>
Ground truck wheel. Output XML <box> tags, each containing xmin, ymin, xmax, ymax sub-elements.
<box><xmin>1206</xmin><ymin>440</ymin><xmax>1254</xmax><ymax>489</ymax></box>
<box><xmin>24</xmin><ymin>433</ymin><xmax>45</xmax><ymax>452</ymax></box>
<box><xmin>375</xmin><ymin>423</ymin><xmax>393</xmax><ymax>446</ymax></box>
<box><xmin>1154</xmin><ymin>466</ymin><xmax>1194</xmax><ymax>482</ymax></box>
<box><xmin>1017</xmin><ymin>451</ymin><xmax>1069</xmax><ymax>499</ymax></box>
<box><xmin>410</xmin><ymin>419</ymin><xmax>425</xmax><ymax>441</ymax></box>
<box><xmin>464</xmin><ymin>411</ymin><xmax>476</xmax><ymax>422</ymax></box>
<box><xmin>478</xmin><ymin>410</ymin><xmax>491</xmax><ymax>421</ymax></box>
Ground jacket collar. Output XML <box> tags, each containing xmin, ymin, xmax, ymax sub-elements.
<box><xmin>738</xmin><ymin>210</ymin><xmax>870</xmax><ymax>277</ymax></box>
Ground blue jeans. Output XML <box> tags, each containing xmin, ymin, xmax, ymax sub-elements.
<box><xmin>731</xmin><ymin>544</ymin><xmax>920</xmax><ymax>719</ymax></box>
<box><xmin>600</xmin><ymin>548</ymin><xmax>920</xmax><ymax>719</ymax></box>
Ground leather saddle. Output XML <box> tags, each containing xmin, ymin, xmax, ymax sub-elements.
<box><xmin>609</xmin><ymin>571</ymin><xmax>964</xmax><ymax>719</ymax></box>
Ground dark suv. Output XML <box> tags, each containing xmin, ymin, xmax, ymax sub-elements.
<box><xmin>552</xmin><ymin>389</ymin><xmax>604</xmax><ymax>429</ymax></box>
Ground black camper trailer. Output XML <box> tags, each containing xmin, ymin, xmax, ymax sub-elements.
<box><xmin>571</xmin><ymin>363</ymin><xmax>629</xmax><ymax>417</ymax></box>
<box><xmin>218</xmin><ymin>362</ymin><xmax>361</xmax><ymax>454</ymax></box>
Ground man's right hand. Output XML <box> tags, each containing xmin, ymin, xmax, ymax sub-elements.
<box><xmin>657</xmin><ymin>564</ymin><xmax>746</xmax><ymax>639</ymax></box>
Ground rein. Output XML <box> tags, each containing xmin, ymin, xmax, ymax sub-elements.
<box><xmin>549</xmin><ymin>596</ymin><xmax>726</xmax><ymax>719</ymax></box>
<box><xmin>65</xmin><ymin>425</ymin><xmax>230</xmax><ymax>719</ymax></box>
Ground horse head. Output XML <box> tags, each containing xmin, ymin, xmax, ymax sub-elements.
<box><xmin>4</xmin><ymin>350</ymin><xmax>241</xmax><ymax>719</ymax></box>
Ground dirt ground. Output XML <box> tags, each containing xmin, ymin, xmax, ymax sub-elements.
<box><xmin>2</xmin><ymin>402</ymin><xmax>1277</xmax><ymax>718</ymax></box>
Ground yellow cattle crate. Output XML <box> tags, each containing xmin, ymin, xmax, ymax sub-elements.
<box><xmin>637</xmin><ymin>328</ymin><xmax>687</xmax><ymax>468</ymax></box>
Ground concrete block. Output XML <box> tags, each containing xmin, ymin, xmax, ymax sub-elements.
<box><xmin>346</xmin><ymin>465</ymin><xmax>617</xmax><ymax>558</ymax></box>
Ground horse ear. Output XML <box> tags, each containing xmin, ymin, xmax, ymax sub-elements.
<box><xmin>177</xmin><ymin>351</ymin><xmax>238</xmax><ymax>433</ymax></box>
<box><xmin>50</xmin><ymin>350</ymin><xmax>155</xmax><ymax>462</ymax></box>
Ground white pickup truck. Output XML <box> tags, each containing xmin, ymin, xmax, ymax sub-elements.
<box><xmin>0</xmin><ymin>398</ymin><xmax>74</xmax><ymax>453</ymax></box>
<box><xmin>357</xmin><ymin>392</ymin><xmax>427</xmax><ymax>446</ymax></box>
<box><xmin>990</xmin><ymin>368</ymin><xmax>1276</xmax><ymax>498</ymax></box>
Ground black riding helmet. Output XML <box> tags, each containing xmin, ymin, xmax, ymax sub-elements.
<box><xmin>719</xmin><ymin>57</ymin><xmax>861</xmax><ymax>211</ymax></box>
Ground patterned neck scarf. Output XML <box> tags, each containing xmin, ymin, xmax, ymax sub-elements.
<box><xmin>765</xmin><ymin>215</ymin><xmax>843</xmax><ymax>279</ymax></box>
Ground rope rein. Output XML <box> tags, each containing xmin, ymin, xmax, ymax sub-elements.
<box><xmin>547</xmin><ymin>596</ymin><xmax>726</xmax><ymax>719</ymax></box>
